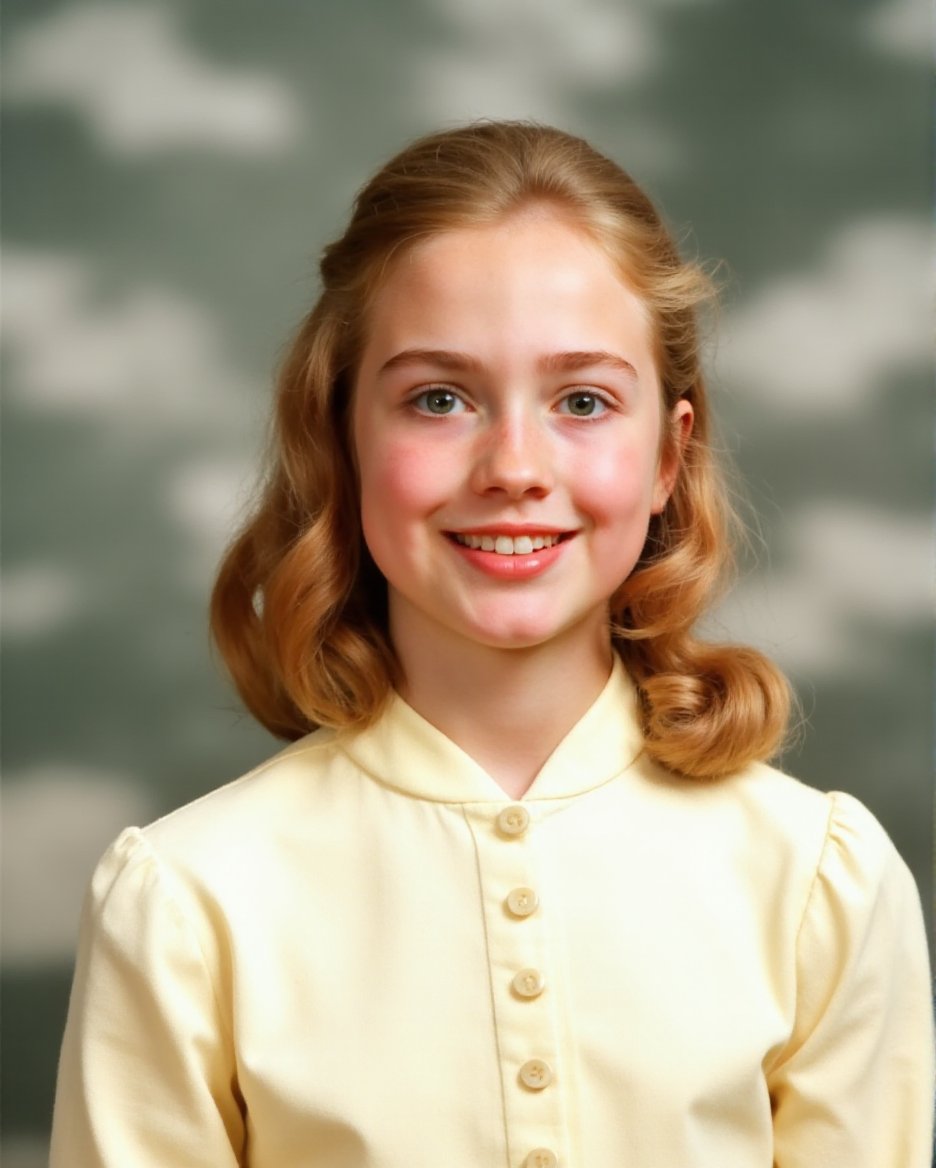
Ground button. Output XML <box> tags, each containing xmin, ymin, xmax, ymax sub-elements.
<box><xmin>512</xmin><ymin>968</ymin><xmax>545</xmax><ymax>998</ymax></box>
<box><xmin>524</xmin><ymin>1151</ymin><xmax>558</xmax><ymax>1168</ymax></box>
<box><xmin>506</xmin><ymin>887</ymin><xmax>539</xmax><ymax>917</ymax></box>
<box><xmin>519</xmin><ymin>1058</ymin><xmax>553</xmax><ymax>1090</ymax></box>
<box><xmin>497</xmin><ymin>804</ymin><xmax>530</xmax><ymax>836</ymax></box>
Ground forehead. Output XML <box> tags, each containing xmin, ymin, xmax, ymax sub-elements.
<box><xmin>360</xmin><ymin>210</ymin><xmax>656</xmax><ymax>376</ymax></box>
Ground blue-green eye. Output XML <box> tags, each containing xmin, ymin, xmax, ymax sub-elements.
<box><xmin>559</xmin><ymin>391</ymin><xmax>607</xmax><ymax>418</ymax></box>
<box><xmin>413</xmin><ymin>388</ymin><xmax>465</xmax><ymax>415</ymax></box>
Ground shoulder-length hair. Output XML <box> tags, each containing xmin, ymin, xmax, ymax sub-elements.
<box><xmin>210</xmin><ymin>120</ymin><xmax>790</xmax><ymax>779</ymax></box>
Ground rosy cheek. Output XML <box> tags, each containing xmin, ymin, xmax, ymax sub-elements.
<box><xmin>572</xmin><ymin>446</ymin><xmax>650</xmax><ymax>516</ymax></box>
<box><xmin>361</xmin><ymin>433</ymin><xmax>455</xmax><ymax>514</ymax></box>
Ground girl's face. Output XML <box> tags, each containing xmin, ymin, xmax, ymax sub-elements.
<box><xmin>352</xmin><ymin>209</ymin><xmax>691</xmax><ymax>660</ymax></box>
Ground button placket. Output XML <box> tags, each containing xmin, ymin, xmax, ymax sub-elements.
<box><xmin>501</xmin><ymin>811</ymin><xmax>550</xmax><ymax>1099</ymax></box>
<box><xmin>462</xmin><ymin>802</ymin><xmax>567</xmax><ymax>1168</ymax></box>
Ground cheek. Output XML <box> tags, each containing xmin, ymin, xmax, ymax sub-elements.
<box><xmin>572</xmin><ymin>441</ymin><xmax>661</xmax><ymax>523</ymax></box>
<box><xmin>357</xmin><ymin>430</ymin><xmax>455</xmax><ymax>531</ymax></box>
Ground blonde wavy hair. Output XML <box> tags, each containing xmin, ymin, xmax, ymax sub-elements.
<box><xmin>210</xmin><ymin>120</ymin><xmax>790</xmax><ymax>779</ymax></box>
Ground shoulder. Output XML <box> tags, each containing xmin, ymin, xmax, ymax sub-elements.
<box><xmin>636</xmin><ymin>751</ymin><xmax>831</xmax><ymax>853</ymax></box>
<box><xmin>718</xmin><ymin>763</ymin><xmax>917</xmax><ymax>924</ymax></box>
<box><xmin>95</xmin><ymin>727</ymin><xmax>353</xmax><ymax>889</ymax></box>
<box><xmin>729</xmin><ymin>761</ymin><xmax>900</xmax><ymax>867</ymax></box>
<box><xmin>80</xmin><ymin>726</ymin><xmax>367</xmax><ymax>938</ymax></box>
<box><xmin>737</xmin><ymin>761</ymin><xmax>905</xmax><ymax>875</ymax></box>
<box><xmin>634</xmin><ymin>753</ymin><xmax>910</xmax><ymax>912</ymax></box>
<box><xmin>153</xmin><ymin>725</ymin><xmax>345</xmax><ymax>832</ymax></box>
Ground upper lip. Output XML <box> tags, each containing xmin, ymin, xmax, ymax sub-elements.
<box><xmin>446</xmin><ymin>524</ymin><xmax>574</xmax><ymax>536</ymax></box>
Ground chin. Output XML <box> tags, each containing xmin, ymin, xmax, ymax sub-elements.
<box><xmin>461</xmin><ymin>615</ymin><xmax>583</xmax><ymax>652</ymax></box>
<box><xmin>477</xmin><ymin>632</ymin><xmax>557</xmax><ymax>651</ymax></box>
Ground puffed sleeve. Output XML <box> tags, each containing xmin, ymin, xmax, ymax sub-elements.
<box><xmin>50</xmin><ymin>828</ymin><xmax>245</xmax><ymax>1167</ymax></box>
<box><xmin>768</xmin><ymin>791</ymin><xmax>935</xmax><ymax>1167</ymax></box>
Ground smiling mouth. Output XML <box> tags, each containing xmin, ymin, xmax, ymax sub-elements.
<box><xmin>448</xmin><ymin>532</ymin><xmax>572</xmax><ymax>555</ymax></box>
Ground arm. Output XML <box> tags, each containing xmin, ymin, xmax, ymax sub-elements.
<box><xmin>50</xmin><ymin>828</ymin><xmax>245</xmax><ymax>1167</ymax></box>
<box><xmin>768</xmin><ymin>792</ymin><xmax>935</xmax><ymax>1167</ymax></box>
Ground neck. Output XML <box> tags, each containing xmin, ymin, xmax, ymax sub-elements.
<box><xmin>390</xmin><ymin>608</ymin><xmax>614</xmax><ymax>799</ymax></box>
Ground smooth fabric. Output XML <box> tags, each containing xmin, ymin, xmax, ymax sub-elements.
<box><xmin>51</xmin><ymin>658</ymin><xmax>934</xmax><ymax>1166</ymax></box>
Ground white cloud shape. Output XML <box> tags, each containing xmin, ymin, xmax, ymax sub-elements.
<box><xmin>163</xmin><ymin>456</ymin><xmax>261</xmax><ymax>588</ymax></box>
<box><xmin>863</xmin><ymin>0</ymin><xmax>932</xmax><ymax>61</ymax></box>
<box><xmin>414</xmin><ymin>0</ymin><xmax>664</xmax><ymax>132</ymax></box>
<box><xmin>718</xmin><ymin>217</ymin><xmax>931</xmax><ymax>415</ymax></box>
<box><xmin>2</xmin><ymin>768</ymin><xmax>154</xmax><ymax>965</ymax></box>
<box><xmin>3</xmin><ymin>247</ymin><xmax>254</xmax><ymax>436</ymax></box>
<box><xmin>2</xmin><ymin>1</ymin><xmax>301</xmax><ymax>156</ymax></box>
<box><xmin>4</xmin><ymin>246</ymin><xmax>264</xmax><ymax>599</ymax></box>
<box><xmin>439</xmin><ymin>0</ymin><xmax>658</xmax><ymax>82</ymax></box>
<box><xmin>1</xmin><ymin>564</ymin><xmax>87</xmax><ymax>638</ymax></box>
<box><xmin>714</xmin><ymin>503</ymin><xmax>932</xmax><ymax>678</ymax></box>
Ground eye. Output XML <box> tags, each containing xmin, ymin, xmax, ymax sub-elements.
<box><xmin>411</xmin><ymin>387</ymin><xmax>466</xmax><ymax>415</ymax></box>
<box><xmin>558</xmin><ymin>390</ymin><xmax>608</xmax><ymax>418</ymax></box>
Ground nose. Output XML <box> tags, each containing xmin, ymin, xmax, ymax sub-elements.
<box><xmin>468</xmin><ymin>410</ymin><xmax>554</xmax><ymax>499</ymax></box>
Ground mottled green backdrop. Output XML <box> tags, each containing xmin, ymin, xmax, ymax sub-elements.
<box><xmin>2</xmin><ymin>1</ymin><xmax>931</xmax><ymax>1162</ymax></box>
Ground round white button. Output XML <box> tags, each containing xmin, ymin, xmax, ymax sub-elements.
<box><xmin>506</xmin><ymin>887</ymin><xmax>539</xmax><ymax>917</ymax></box>
<box><xmin>524</xmin><ymin>1150</ymin><xmax>558</xmax><ymax>1168</ymax></box>
<box><xmin>497</xmin><ymin>804</ymin><xmax>530</xmax><ymax>836</ymax></box>
<box><xmin>519</xmin><ymin>1058</ymin><xmax>553</xmax><ymax>1090</ymax></box>
<box><xmin>512</xmin><ymin>967</ymin><xmax>546</xmax><ymax>998</ymax></box>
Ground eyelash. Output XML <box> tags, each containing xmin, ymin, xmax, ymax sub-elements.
<box><xmin>409</xmin><ymin>386</ymin><xmax>615</xmax><ymax>419</ymax></box>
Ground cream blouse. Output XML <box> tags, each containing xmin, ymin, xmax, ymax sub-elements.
<box><xmin>50</xmin><ymin>657</ymin><xmax>934</xmax><ymax>1167</ymax></box>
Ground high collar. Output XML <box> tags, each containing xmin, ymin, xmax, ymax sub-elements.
<box><xmin>336</xmin><ymin>654</ymin><xmax>645</xmax><ymax>803</ymax></box>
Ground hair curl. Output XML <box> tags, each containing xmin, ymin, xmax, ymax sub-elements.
<box><xmin>210</xmin><ymin>120</ymin><xmax>790</xmax><ymax>778</ymax></box>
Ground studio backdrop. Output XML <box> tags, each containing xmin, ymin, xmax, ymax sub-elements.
<box><xmin>2</xmin><ymin>1</ymin><xmax>930</xmax><ymax>1163</ymax></box>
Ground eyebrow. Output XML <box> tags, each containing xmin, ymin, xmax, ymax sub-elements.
<box><xmin>378</xmin><ymin>349</ymin><xmax>484</xmax><ymax>376</ymax></box>
<box><xmin>540</xmin><ymin>350</ymin><xmax>638</xmax><ymax>382</ymax></box>
<box><xmin>377</xmin><ymin>348</ymin><xmax>638</xmax><ymax>381</ymax></box>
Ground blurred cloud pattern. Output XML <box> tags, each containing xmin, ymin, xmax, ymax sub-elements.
<box><xmin>2</xmin><ymin>0</ymin><xmax>930</xmax><ymax>1160</ymax></box>
<box><xmin>3</xmin><ymin>1</ymin><xmax>302</xmax><ymax>155</ymax></box>
<box><xmin>720</xmin><ymin>217</ymin><xmax>930</xmax><ymax>413</ymax></box>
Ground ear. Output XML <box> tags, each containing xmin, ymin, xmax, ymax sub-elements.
<box><xmin>651</xmin><ymin>399</ymin><xmax>694</xmax><ymax>514</ymax></box>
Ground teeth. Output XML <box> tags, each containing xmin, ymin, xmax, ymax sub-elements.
<box><xmin>454</xmin><ymin>533</ymin><xmax>562</xmax><ymax>554</ymax></box>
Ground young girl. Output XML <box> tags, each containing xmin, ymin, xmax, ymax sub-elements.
<box><xmin>51</xmin><ymin>121</ymin><xmax>933</xmax><ymax>1167</ymax></box>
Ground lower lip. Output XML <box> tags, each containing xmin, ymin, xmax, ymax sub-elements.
<box><xmin>447</xmin><ymin>536</ymin><xmax>571</xmax><ymax>579</ymax></box>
